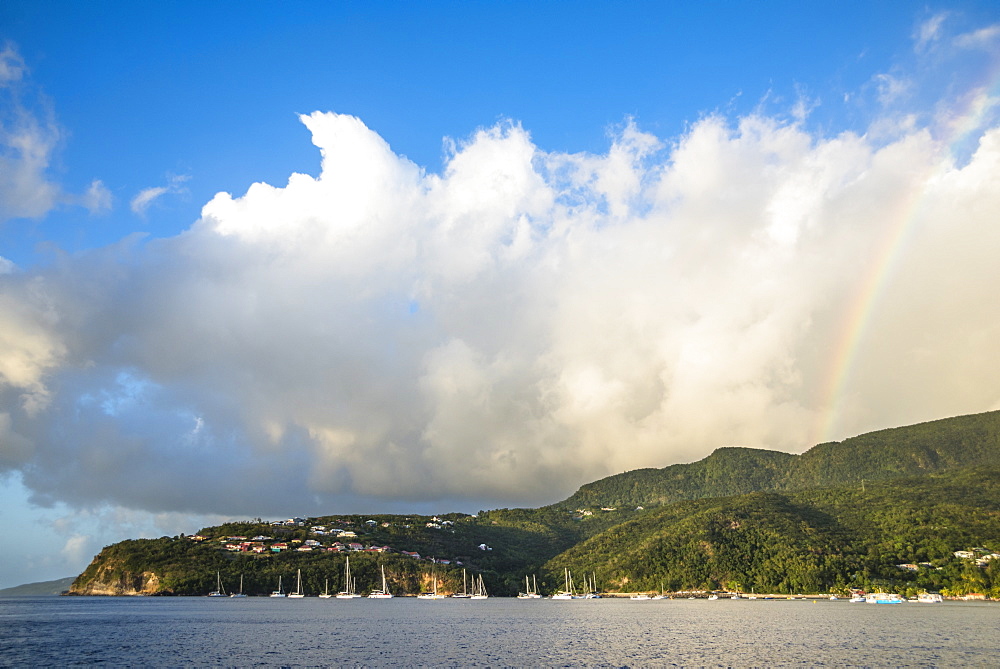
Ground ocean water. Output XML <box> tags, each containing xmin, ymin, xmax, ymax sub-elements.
<box><xmin>0</xmin><ymin>595</ymin><xmax>996</xmax><ymax>666</ymax></box>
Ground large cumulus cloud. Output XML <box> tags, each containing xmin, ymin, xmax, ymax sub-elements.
<box><xmin>1</xmin><ymin>106</ymin><xmax>999</xmax><ymax>517</ymax></box>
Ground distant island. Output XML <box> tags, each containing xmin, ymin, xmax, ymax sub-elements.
<box><xmin>0</xmin><ymin>577</ymin><xmax>77</xmax><ymax>597</ymax></box>
<box><xmin>68</xmin><ymin>411</ymin><xmax>1000</xmax><ymax>598</ymax></box>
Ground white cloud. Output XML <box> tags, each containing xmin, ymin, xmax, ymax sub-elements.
<box><xmin>0</xmin><ymin>45</ymin><xmax>110</xmax><ymax>224</ymax></box>
<box><xmin>130</xmin><ymin>186</ymin><xmax>168</xmax><ymax>215</ymax></box>
<box><xmin>0</xmin><ymin>44</ymin><xmax>25</xmax><ymax>84</ymax></box>
<box><xmin>1</xmin><ymin>96</ymin><xmax>999</xmax><ymax>516</ymax></box>
<box><xmin>873</xmin><ymin>73</ymin><xmax>912</xmax><ymax>107</ymax></box>
<box><xmin>59</xmin><ymin>534</ymin><xmax>91</xmax><ymax>565</ymax></box>
<box><xmin>0</xmin><ymin>277</ymin><xmax>66</xmax><ymax>417</ymax></box>
<box><xmin>80</xmin><ymin>179</ymin><xmax>113</xmax><ymax>214</ymax></box>
<box><xmin>0</xmin><ymin>46</ymin><xmax>61</xmax><ymax>222</ymax></box>
<box><xmin>130</xmin><ymin>174</ymin><xmax>189</xmax><ymax>216</ymax></box>
<box><xmin>915</xmin><ymin>13</ymin><xmax>949</xmax><ymax>53</ymax></box>
<box><xmin>954</xmin><ymin>23</ymin><xmax>1000</xmax><ymax>50</ymax></box>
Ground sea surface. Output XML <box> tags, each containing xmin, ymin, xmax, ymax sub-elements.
<box><xmin>0</xmin><ymin>595</ymin><xmax>996</xmax><ymax>667</ymax></box>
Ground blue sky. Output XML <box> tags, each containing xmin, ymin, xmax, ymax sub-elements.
<box><xmin>1</xmin><ymin>2</ymin><xmax>999</xmax><ymax>588</ymax></box>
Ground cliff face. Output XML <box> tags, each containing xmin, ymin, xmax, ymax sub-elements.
<box><xmin>68</xmin><ymin>558</ymin><xmax>164</xmax><ymax>596</ymax></box>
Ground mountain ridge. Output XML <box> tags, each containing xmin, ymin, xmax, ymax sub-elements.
<box><xmin>557</xmin><ymin>410</ymin><xmax>1000</xmax><ymax>510</ymax></box>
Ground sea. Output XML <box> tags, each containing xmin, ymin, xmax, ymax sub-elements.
<box><xmin>0</xmin><ymin>595</ymin><xmax>996</xmax><ymax>667</ymax></box>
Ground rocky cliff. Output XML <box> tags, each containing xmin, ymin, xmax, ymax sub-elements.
<box><xmin>68</xmin><ymin>555</ymin><xmax>164</xmax><ymax>596</ymax></box>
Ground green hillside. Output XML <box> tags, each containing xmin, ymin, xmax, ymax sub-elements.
<box><xmin>0</xmin><ymin>576</ymin><xmax>76</xmax><ymax>596</ymax></box>
<box><xmin>548</xmin><ymin>465</ymin><xmax>1000</xmax><ymax>597</ymax></box>
<box><xmin>68</xmin><ymin>410</ymin><xmax>1000</xmax><ymax>597</ymax></box>
<box><xmin>559</xmin><ymin>410</ymin><xmax>1000</xmax><ymax>510</ymax></box>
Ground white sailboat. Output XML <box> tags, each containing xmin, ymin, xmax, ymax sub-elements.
<box><xmin>517</xmin><ymin>574</ymin><xmax>542</xmax><ymax>599</ymax></box>
<box><xmin>552</xmin><ymin>568</ymin><xmax>577</xmax><ymax>599</ymax></box>
<box><xmin>630</xmin><ymin>575</ymin><xmax>651</xmax><ymax>600</ymax></box>
<box><xmin>417</xmin><ymin>571</ymin><xmax>446</xmax><ymax>599</ymax></box>
<box><xmin>470</xmin><ymin>574</ymin><xmax>489</xmax><ymax>599</ymax></box>
<box><xmin>451</xmin><ymin>569</ymin><xmax>471</xmax><ymax>598</ymax></box>
<box><xmin>319</xmin><ymin>578</ymin><xmax>332</xmax><ymax>598</ymax></box>
<box><xmin>229</xmin><ymin>574</ymin><xmax>247</xmax><ymax>598</ymax></box>
<box><xmin>270</xmin><ymin>575</ymin><xmax>286</xmax><ymax>597</ymax></box>
<box><xmin>337</xmin><ymin>557</ymin><xmax>362</xmax><ymax>598</ymax></box>
<box><xmin>368</xmin><ymin>565</ymin><xmax>393</xmax><ymax>598</ymax></box>
<box><xmin>288</xmin><ymin>568</ymin><xmax>306</xmax><ymax>598</ymax></box>
<box><xmin>583</xmin><ymin>572</ymin><xmax>601</xmax><ymax>598</ymax></box>
<box><xmin>207</xmin><ymin>571</ymin><xmax>226</xmax><ymax>597</ymax></box>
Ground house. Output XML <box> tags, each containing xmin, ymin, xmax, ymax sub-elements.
<box><xmin>348</xmin><ymin>543</ymin><xmax>364</xmax><ymax>551</ymax></box>
<box><xmin>478</xmin><ymin>543</ymin><xmax>492</xmax><ymax>551</ymax></box>
<box><xmin>426</xmin><ymin>522</ymin><xmax>441</xmax><ymax>529</ymax></box>
<box><xmin>402</xmin><ymin>551</ymin><xmax>421</xmax><ymax>559</ymax></box>
<box><xmin>897</xmin><ymin>564</ymin><xmax>919</xmax><ymax>571</ymax></box>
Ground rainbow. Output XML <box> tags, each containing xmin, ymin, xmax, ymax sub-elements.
<box><xmin>811</xmin><ymin>78</ymin><xmax>1000</xmax><ymax>445</ymax></box>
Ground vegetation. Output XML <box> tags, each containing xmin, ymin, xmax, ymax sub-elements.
<box><xmin>68</xmin><ymin>411</ymin><xmax>1000</xmax><ymax>597</ymax></box>
<box><xmin>559</xmin><ymin>410</ymin><xmax>1000</xmax><ymax>510</ymax></box>
<box><xmin>547</xmin><ymin>465</ymin><xmax>1000</xmax><ymax>598</ymax></box>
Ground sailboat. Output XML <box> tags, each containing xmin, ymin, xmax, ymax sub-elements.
<box><xmin>552</xmin><ymin>568</ymin><xmax>577</xmax><ymax>599</ymax></box>
<box><xmin>451</xmin><ymin>569</ymin><xmax>471</xmax><ymax>598</ymax></box>
<box><xmin>470</xmin><ymin>573</ymin><xmax>489</xmax><ymax>599</ymax></box>
<box><xmin>207</xmin><ymin>571</ymin><xmax>226</xmax><ymax>597</ymax></box>
<box><xmin>319</xmin><ymin>578</ymin><xmax>332</xmax><ymax>598</ymax></box>
<box><xmin>368</xmin><ymin>565</ymin><xmax>393</xmax><ymax>598</ymax></box>
<box><xmin>517</xmin><ymin>574</ymin><xmax>542</xmax><ymax>599</ymax></box>
<box><xmin>229</xmin><ymin>574</ymin><xmax>247</xmax><ymax>598</ymax></box>
<box><xmin>288</xmin><ymin>568</ymin><xmax>306</xmax><ymax>598</ymax></box>
<box><xmin>270</xmin><ymin>575</ymin><xmax>286</xmax><ymax>597</ymax></box>
<box><xmin>583</xmin><ymin>572</ymin><xmax>601</xmax><ymax>598</ymax></box>
<box><xmin>417</xmin><ymin>571</ymin><xmax>446</xmax><ymax>599</ymax></box>
<box><xmin>337</xmin><ymin>557</ymin><xmax>361</xmax><ymax>598</ymax></box>
<box><xmin>630</xmin><ymin>575</ymin><xmax>651</xmax><ymax>600</ymax></box>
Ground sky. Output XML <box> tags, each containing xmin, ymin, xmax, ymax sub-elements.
<box><xmin>1</xmin><ymin>1</ymin><xmax>999</xmax><ymax>588</ymax></box>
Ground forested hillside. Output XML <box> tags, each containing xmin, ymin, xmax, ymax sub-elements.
<box><xmin>547</xmin><ymin>465</ymin><xmax>1000</xmax><ymax>597</ymax></box>
<box><xmin>559</xmin><ymin>411</ymin><xmax>1000</xmax><ymax>510</ymax></box>
<box><xmin>68</xmin><ymin>411</ymin><xmax>1000</xmax><ymax>597</ymax></box>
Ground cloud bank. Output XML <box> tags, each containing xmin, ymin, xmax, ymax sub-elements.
<box><xmin>1</xmin><ymin>101</ymin><xmax>999</xmax><ymax>517</ymax></box>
